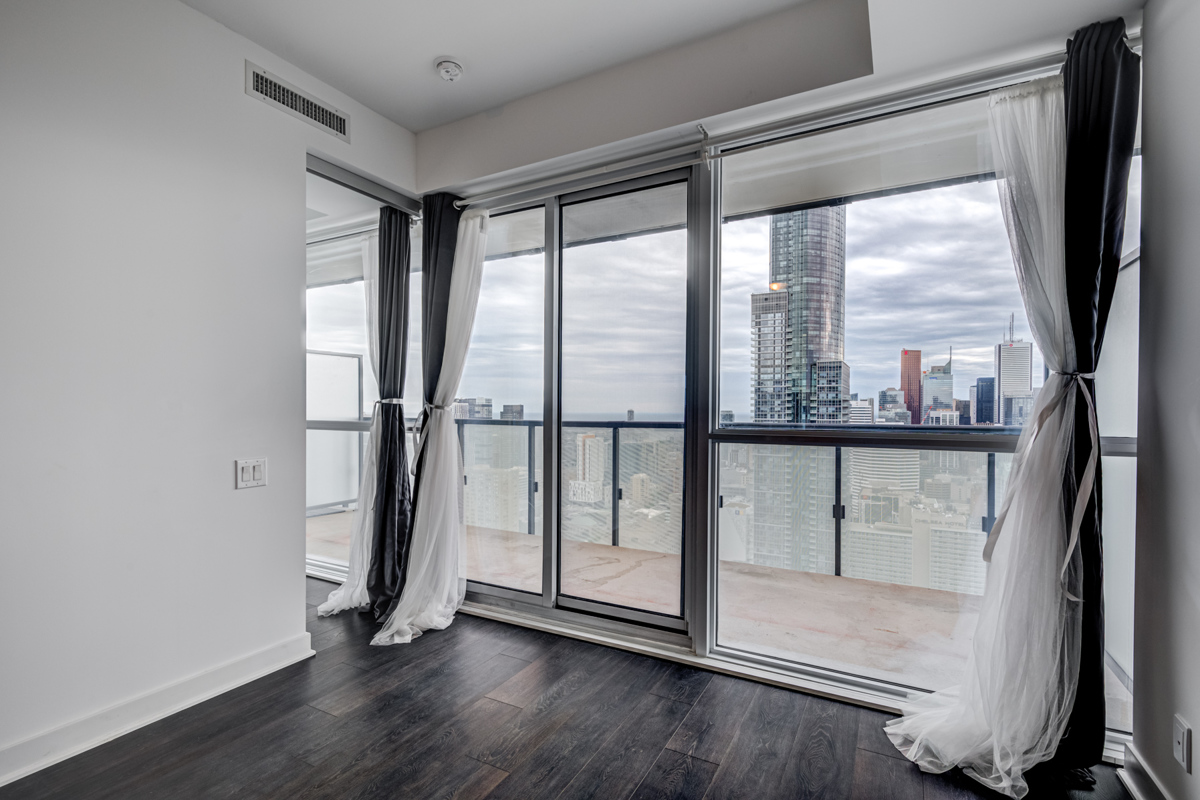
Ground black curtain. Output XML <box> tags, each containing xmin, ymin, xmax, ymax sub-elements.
<box><xmin>366</xmin><ymin>206</ymin><xmax>414</xmax><ymax>621</ymax></box>
<box><xmin>412</xmin><ymin>193</ymin><xmax>463</xmax><ymax>497</ymax></box>
<box><xmin>1048</xmin><ymin>18</ymin><xmax>1141</xmax><ymax>772</ymax></box>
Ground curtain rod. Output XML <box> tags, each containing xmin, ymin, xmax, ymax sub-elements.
<box><xmin>453</xmin><ymin>32</ymin><xmax>1140</xmax><ymax>212</ymax></box>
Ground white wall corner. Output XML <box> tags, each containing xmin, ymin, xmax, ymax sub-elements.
<box><xmin>0</xmin><ymin>633</ymin><xmax>314</xmax><ymax>789</ymax></box>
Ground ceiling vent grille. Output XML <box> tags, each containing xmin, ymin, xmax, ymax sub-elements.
<box><xmin>245</xmin><ymin>62</ymin><xmax>350</xmax><ymax>142</ymax></box>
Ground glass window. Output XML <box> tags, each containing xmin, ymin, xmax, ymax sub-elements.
<box><xmin>718</xmin><ymin>442</ymin><xmax>1003</xmax><ymax>689</ymax></box>
<box><xmin>458</xmin><ymin>207</ymin><xmax>545</xmax><ymax>594</ymax></box>
<box><xmin>720</xmin><ymin>98</ymin><xmax>1045</xmax><ymax>430</ymax></box>
<box><xmin>304</xmin><ymin>173</ymin><xmax>423</xmax><ymax>567</ymax></box>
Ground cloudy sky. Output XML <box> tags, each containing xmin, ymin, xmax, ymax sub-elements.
<box><xmin>721</xmin><ymin>179</ymin><xmax>1041</xmax><ymax>420</ymax></box>
<box><xmin>309</xmin><ymin>157</ymin><xmax>1140</xmax><ymax>423</ymax></box>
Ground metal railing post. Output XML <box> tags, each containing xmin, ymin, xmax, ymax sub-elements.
<box><xmin>984</xmin><ymin>452</ymin><xmax>997</xmax><ymax>534</ymax></box>
<box><xmin>527</xmin><ymin>421</ymin><xmax>537</xmax><ymax>535</ymax></box>
<box><xmin>834</xmin><ymin>446</ymin><xmax>843</xmax><ymax>576</ymax></box>
<box><xmin>611</xmin><ymin>426</ymin><xmax>621</xmax><ymax>547</ymax></box>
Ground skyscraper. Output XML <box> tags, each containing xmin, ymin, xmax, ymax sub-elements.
<box><xmin>921</xmin><ymin>354</ymin><xmax>953</xmax><ymax>424</ymax></box>
<box><xmin>453</xmin><ymin>397</ymin><xmax>493</xmax><ymax>419</ymax></box>
<box><xmin>500</xmin><ymin>404</ymin><xmax>524</xmax><ymax>421</ymax></box>
<box><xmin>751</xmin><ymin>289</ymin><xmax>790</xmax><ymax>421</ymax></box>
<box><xmin>765</xmin><ymin>206</ymin><xmax>848</xmax><ymax>423</ymax></box>
<box><xmin>974</xmin><ymin>377</ymin><xmax>996</xmax><ymax>424</ymax></box>
<box><xmin>877</xmin><ymin>388</ymin><xmax>909</xmax><ymax>424</ymax></box>
<box><xmin>748</xmin><ymin>207</ymin><xmax>847</xmax><ymax>573</ymax></box>
<box><xmin>995</xmin><ymin>317</ymin><xmax>1033</xmax><ymax>426</ymax></box>
<box><xmin>900</xmin><ymin>349</ymin><xmax>922</xmax><ymax>424</ymax></box>
<box><xmin>849</xmin><ymin>397</ymin><xmax>875</xmax><ymax>424</ymax></box>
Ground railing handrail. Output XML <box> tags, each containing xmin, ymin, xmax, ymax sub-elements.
<box><xmin>453</xmin><ymin>417</ymin><xmax>684</xmax><ymax>429</ymax></box>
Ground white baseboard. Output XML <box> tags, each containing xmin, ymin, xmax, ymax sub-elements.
<box><xmin>1119</xmin><ymin>743</ymin><xmax>1174</xmax><ymax>800</ymax></box>
<box><xmin>0</xmin><ymin>632</ymin><xmax>314</xmax><ymax>788</ymax></box>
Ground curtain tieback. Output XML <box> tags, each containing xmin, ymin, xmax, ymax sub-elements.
<box><xmin>410</xmin><ymin>402</ymin><xmax>451</xmax><ymax>475</ymax></box>
<box><xmin>981</xmin><ymin>371</ymin><xmax>1097</xmax><ymax>602</ymax></box>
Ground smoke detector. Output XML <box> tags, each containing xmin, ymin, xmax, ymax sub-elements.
<box><xmin>435</xmin><ymin>59</ymin><xmax>464</xmax><ymax>82</ymax></box>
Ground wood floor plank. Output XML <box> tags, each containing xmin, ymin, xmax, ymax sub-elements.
<box><xmin>922</xmin><ymin>768</ymin><xmax>1009</xmax><ymax>799</ymax></box>
<box><xmin>649</xmin><ymin>662</ymin><xmax>713</xmax><ymax>706</ymax></box>
<box><xmin>855</xmin><ymin>707</ymin><xmax>904</xmax><ymax>760</ymax></box>
<box><xmin>471</xmin><ymin>643</ymin><xmax>634</xmax><ymax>772</ymax></box>
<box><xmin>423</xmin><ymin>757</ymin><xmax>510</xmax><ymax>800</ymax></box>
<box><xmin>306</xmin><ymin>577</ymin><xmax>340</xmax><ymax>606</ymax></box>
<box><xmin>629</xmin><ymin>749</ymin><xmax>719</xmax><ymax>800</ymax></box>
<box><xmin>664</xmin><ymin>674</ymin><xmax>759</xmax><ymax>765</ymax></box>
<box><xmin>480</xmin><ymin>656</ymin><xmax>674</xmax><ymax>800</ymax></box>
<box><xmin>702</xmin><ymin>685</ymin><xmax>809</xmax><ymax>800</ymax></box>
<box><xmin>498</xmin><ymin>625</ymin><xmax>564</xmax><ymax>663</ymax></box>
<box><xmin>339</xmin><ymin>697</ymin><xmax>522</xmax><ymax>800</ymax></box>
<box><xmin>777</xmin><ymin>694</ymin><xmax>858</xmax><ymax>799</ymax></box>
<box><xmin>310</xmin><ymin>622</ymin><xmax>508</xmax><ymax>717</ymax></box>
<box><xmin>114</xmin><ymin>703</ymin><xmax>343</xmax><ymax>799</ymax></box>
<box><xmin>288</xmin><ymin>654</ymin><xmax>531</xmax><ymax>799</ymax></box>
<box><xmin>486</xmin><ymin>639</ymin><xmax>583</xmax><ymax>708</ymax></box>
<box><xmin>553</xmin><ymin>692</ymin><xmax>693</xmax><ymax>800</ymax></box>
<box><xmin>849</xmin><ymin>749</ymin><xmax>922</xmax><ymax>800</ymax></box>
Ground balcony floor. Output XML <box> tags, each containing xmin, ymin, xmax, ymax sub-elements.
<box><xmin>307</xmin><ymin>515</ymin><xmax>1132</xmax><ymax>731</ymax></box>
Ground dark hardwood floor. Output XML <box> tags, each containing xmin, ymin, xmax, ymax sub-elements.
<box><xmin>1</xmin><ymin>578</ymin><xmax>1133</xmax><ymax>799</ymax></box>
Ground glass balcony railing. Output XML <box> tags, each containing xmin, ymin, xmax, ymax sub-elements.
<box><xmin>304</xmin><ymin>414</ymin><xmax>1134</xmax><ymax>732</ymax></box>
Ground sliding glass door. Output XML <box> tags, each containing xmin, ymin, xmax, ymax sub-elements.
<box><xmin>555</xmin><ymin>178</ymin><xmax>689</xmax><ymax>623</ymax></box>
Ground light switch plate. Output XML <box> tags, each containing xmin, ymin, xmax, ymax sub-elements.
<box><xmin>235</xmin><ymin>458</ymin><xmax>267</xmax><ymax>489</ymax></box>
<box><xmin>1174</xmin><ymin>714</ymin><xmax>1192</xmax><ymax>773</ymax></box>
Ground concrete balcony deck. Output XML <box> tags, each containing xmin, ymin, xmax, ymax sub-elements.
<box><xmin>307</xmin><ymin>512</ymin><xmax>1131</xmax><ymax>731</ymax></box>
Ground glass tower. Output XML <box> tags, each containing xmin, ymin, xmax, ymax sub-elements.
<box><xmin>748</xmin><ymin>207</ymin><xmax>848</xmax><ymax>573</ymax></box>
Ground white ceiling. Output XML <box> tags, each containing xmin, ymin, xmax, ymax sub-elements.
<box><xmin>182</xmin><ymin>0</ymin><xmax>810</xmax><ymax>132</ymax></box>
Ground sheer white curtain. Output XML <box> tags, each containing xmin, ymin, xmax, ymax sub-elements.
<box><xmin>372</xmin><ymin>209</ymin><xmax>489</xmax><ymax>645</ymax></box>
<box><xmin>886</xmin><ymin>75</ymin><xmax>1085</xmax><ymax>799</ymax></box>
<box><xmin>318</xmin><ymin>232</ymin><xmax>380</xmax><ymax>616</ymax></box>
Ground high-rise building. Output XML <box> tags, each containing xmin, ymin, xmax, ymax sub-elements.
<box><xmin>751</xmin><ymin>289</ymin><xmax>790</xmax><ymax>421</ymax></box>
<box><xmin>500</xmin><ymin>404</ymin><xmax>524</xmax><ymax>420</ymax></box>
<box><xmin>974</xmin><ymin>377</ymin><xmax>996</xmax><ymax>424</ymax></box>
<box><xmin>719</xmin><ymin>410</ymin><xmax>735</xmax><ymax>425</ymax></box>
<box><xmin>567</xmin><ymin>433</ymin><xmax>606</xmax><ymax>504</ymax></box>
<box><xmin>925</xmin><ymin>407</ymin><xmax>960</xmax><ymax>426</ymax></box>
<box><xmin>954</xmin><ymin>398</ymin><xmax>971</xmax><ymax>426</ymax></box>
<box><xmin>847</xmin><ymin>447</ymin><xmax>919</xmax><ymax>522</ymax></box>
<box><xmin>1002</xmin><ymin>394</ymin><xmax>1035</xmax><ymax>426</ymax></box>
<box><xmin>809</xmin><ymin>360</ymin><xmax>851</xmax><ymax>423</ymax></box>
<box><xmin>453</xmin><ymin>397</ymin><xmax>493</xmax><ymax>420</ymax></box>
<box><xmin>849</xmin><ymin>397</ymin><xmax>875</xmax><ymax>424</ymax></box>
<box><xmin>921</xmin><ymin>355</ymin><xmax>953</xmax><ymax>424</ymax></box>
<box><xmin>995</xmin><ymin>315</ymin><xmax>1033</xmax><ymax>426</ymax></box>
<box><xmin>747</xmin><ymin>207</ymin><xmax>847</xmax><ymax>573</ymax></box>
<box><xmin>877</xmin><ymin>387</ymin><xmax>909</xmax><ymax>424</ymax></box>
<box><xmin>765</xmin><ymin>206</ymin><xmax>847</xmax><ymax>423</ymax></box>
<box><xmin>900</xmin><ymin>349</ymin><xmax>922</xmax><ymax>424</ymax></box>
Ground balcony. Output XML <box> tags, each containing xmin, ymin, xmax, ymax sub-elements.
<box><xmin>305</xmin><ymin>418</ymin><xmax>1133</xmax><ymax>732</ymax></box>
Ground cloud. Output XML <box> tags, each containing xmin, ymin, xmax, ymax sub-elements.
<box><xmin>379</xmin><ymin>156</ymin><xmax>1146</xmax><ymax>422</ymax></box>
<box><xmin>720</xmin><ymin>180</ymin><xmax>1045</xmax><ymax>419</ymax></box>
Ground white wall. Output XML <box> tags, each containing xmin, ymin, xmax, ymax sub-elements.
<box><xmin>1137</xmin><ymin>0</ymin><xmax>1200</xmax><ymax>797</ymax></box>
<box><xmin>0</xmin><ymin>0</ymin><xmax>415</xmax><ymax>785</ymax></box>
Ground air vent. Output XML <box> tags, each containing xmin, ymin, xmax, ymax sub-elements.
<box><xmin>245</xmin><ymin>62</ymin><xmax>350</xmax><ymax>142</ymax></box>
